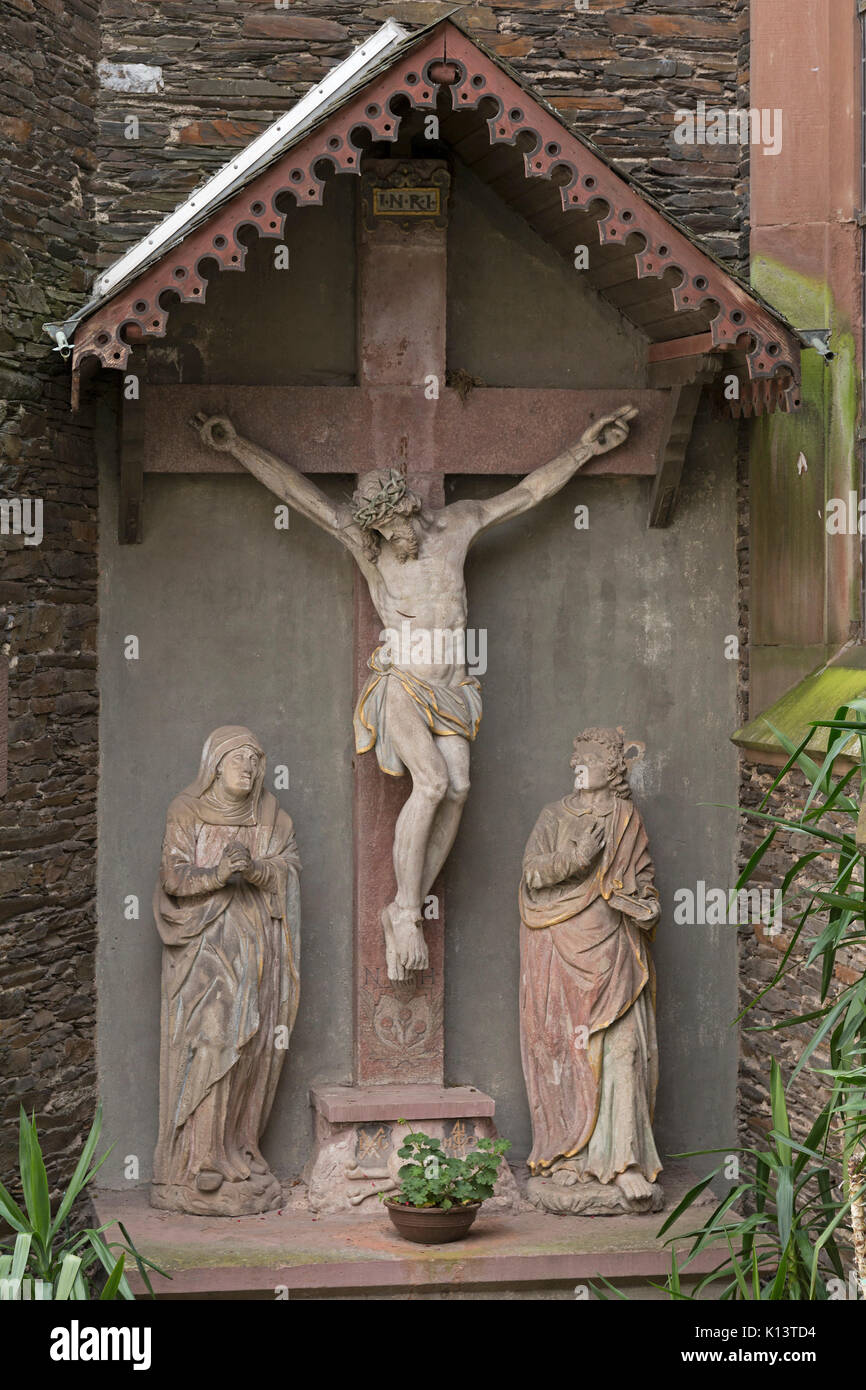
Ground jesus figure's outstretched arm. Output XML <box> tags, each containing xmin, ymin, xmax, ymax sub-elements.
<box><xmin>453</xmin><ymin>403</ymin><xmax>637</xmax><ymax>543</ymax></box>
<box><xmin>191</xmin><ymin>411</ymin><xmax>365</xmax><ymax>557</ymax></box>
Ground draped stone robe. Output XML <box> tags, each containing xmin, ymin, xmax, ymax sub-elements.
<box><xmin>519</xmin><ymin>792</ymin><xmax>661</xmax><ymax>1184</ymax></box>
<box><xmin>151</xmin><ymin>733</ymin><xmax>300</xmax><ymax>1211</ymax></box>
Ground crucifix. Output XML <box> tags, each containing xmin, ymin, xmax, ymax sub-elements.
<box><xmin>191</xmin><ymin>394</ymin><xmax>634</xmax><ymax>953</ymax></box>
<box><xmin>188</xmin><ymin>159</ymin><xmax>633</xmax><ymax>1077</ymax></box>
<box><xmin>193</xmin><ymin>395</ymin><xmax>634</xmax><ymax>982</ymax></box>
<box><xmin>128</xmin><ymin>159</ymin><xmax>675</xmax><ymax>1117</ymax></box>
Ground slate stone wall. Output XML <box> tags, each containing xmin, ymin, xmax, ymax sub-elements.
<box><xmin>0</xmin><ymin>0</ymin><xmax>100</xmax><ymax>1197</ymax></box>
<box><xmin>737</xmin><ymin>761</ymin><xmax>866</xmax><ymax>1155</ymax></box>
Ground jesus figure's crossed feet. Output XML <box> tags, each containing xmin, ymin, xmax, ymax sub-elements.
<box><xmin>382</xmin><ymin>903</ymin><xmax>428</xmax><ymax>980</ymax></box>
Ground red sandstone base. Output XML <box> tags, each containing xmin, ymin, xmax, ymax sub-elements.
<box><xmin>91</xmin><ymin>1162</ymin><xmax>728</xmax><ymax>1299</ymax></box>
<box><xmin>305</xmin><ymin>1084</ymin><xmax>521</xmax><ymax>1215</ymax></box>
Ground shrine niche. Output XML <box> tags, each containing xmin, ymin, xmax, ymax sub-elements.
<box><xmin>60</xmin><ymin>16</ymin><xmax>803</xmax><ymax>1206</ymax></box>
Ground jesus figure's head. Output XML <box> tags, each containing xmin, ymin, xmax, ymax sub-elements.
<box><xmin>352</xmin><ymin>469</ymin><xmax>423</xmax><ymax>563</ymax></box>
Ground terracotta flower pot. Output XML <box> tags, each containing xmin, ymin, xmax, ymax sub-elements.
<box><xmin>384</xmin><ymin>1198</ymin><xmax>482</xmax><ymax>1244</ymax></box>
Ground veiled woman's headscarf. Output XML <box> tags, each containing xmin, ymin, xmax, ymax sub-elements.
<box><xmin>182</xmin><ymin>725</ymin><xmax>266</xmax><ymax>826</ymax></box>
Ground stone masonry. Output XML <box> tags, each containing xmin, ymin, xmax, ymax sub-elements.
<box><xmin>0</xmin><ymin>0</ymin><xmax>100</xmax><ymax>1199</ymax></box>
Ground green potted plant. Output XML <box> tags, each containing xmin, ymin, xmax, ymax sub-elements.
<box><xmin>383</xmin><ymin>1129</ymin><xmax>510</xmax><ymax>1244</ymax></box>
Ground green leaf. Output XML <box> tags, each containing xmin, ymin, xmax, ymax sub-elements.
<box><xmin>802</xmin><ymin>729</ymin><xmax>861</xmax><ymax>816</ymax></box>
<box><xmin>671</xmin><ymin>1185</ymin><xmax>754</xmax><ymax>1265</ymax></box>
<box><xmin>769</xmin><ymin>1060</ymin><xmax>791</xmax><ymax>1167</ymax></box>
<box><xmin>767</xmin><ymin>1253</ymin><xmax>791</xmax><ymax>1300</ymax></box>
<box><xmin>725</xmin><ymin>1233</ymin><xmax>751</xmax><ymax>1301</ymax></box>
<box><xmin>668</xmin><ymin>1247</ymin><xmax>682</xmax><ymax>1296</ymax></box>
<box><xmin>10</xmin><ymin>1232</ymin><xmax>31</xmax><ymax>1283</ymax></box>
<box><xmin>50</xmin><ymin>1103</ymin><xmax>107</xmax><ymax>1239</ymax></box>
<box><xmin>656</xmin><ymin>1170</ymin><xmax>720</xmax><ymax>1236</ymax></box>
<box><xmin>393</xmin><ymin>1128</ymin><xmax>507</xmax><ymax>1207</ymax></box>
<box><xmin>18</xmin><ymin>1108</ymin><xmax>50</xmax><ymax>1252</ymax></box>
<box><xmin>761</xmin><ymin>719</ymin><xmax>822</xmax><ymax>790</ymax></box>
<box><xmin>810</xmin><ymin>890</ymin><xmax>866</xmax><ymax>914</ymax></box>
<box><xmin>99</xmin><ymin>1251</ymin><xmax>127</xmax><ymax>1301</ymax></box>
<box><xmin>117</xmin><ymin>1222</ymin><xmax>168</xmax><ymax>1297</ymax></box>
<box><xmin>809</xmin><ymin>1180</ymin><xmax>866</xmax><ymax>1299</ymax></box>
<box><xmin>735</xmin><ymin>827</ymin><xmax>777</xmax><ymax>889</ymax></box>
<box><xmin>85</xmin><ymin>1231</ymin><xmax>134</xmax><ymax>1301</ymax></box>
<box><xmin>790</xmin><ymin>997</ymin><xmax>848</xmax><ymax>1080</ymax></box>
<box><xmin>775</xmin><ymin>1168</ymin><xmax>794</xmax><ymax>1255</ymax></box>
<box><xmin>54</xmin><ymin>1253</ymin><xmax>82</xmax><ymax>1301</ymax></box>
<box><xmin>588</xmin><ymin>1275</ymin><xmax>629</xmax><ymax>1301</ymax></box>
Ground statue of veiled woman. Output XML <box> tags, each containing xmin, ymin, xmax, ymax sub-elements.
<box><xmin>151</xmin><ymin>726</ymin><xmax>300</xmax><ymax>1216</ymax></box>
<box><xmin>519</xmin><ymin>728</ymin><xmax>663</xmax><ymax>1215</ymax></box>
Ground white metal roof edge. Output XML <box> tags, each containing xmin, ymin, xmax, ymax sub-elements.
<box><xmin>44</xmin><ymin>16</ymin><xmax>447</xmax><ymax>351</ymax></box>
<box><xmin>93</xmin><ymin>18</ymin><xmax>409</xmax><ymax>302</ymax></box>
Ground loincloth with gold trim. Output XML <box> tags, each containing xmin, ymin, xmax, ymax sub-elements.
<box><xmin>353</xmin><ymin>645</ymin><xmax>482</xmax><ymax>777</ymax></box>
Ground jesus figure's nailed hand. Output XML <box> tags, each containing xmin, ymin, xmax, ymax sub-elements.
<box><xmin>191</xmin><ymin>412</ymin><xmax>238</xmax><ymax>452</ymax></box>
<box><xmin>581</xmin><ymin>403</ymin><xmax>638</xmax><ymax>456</ymax></box>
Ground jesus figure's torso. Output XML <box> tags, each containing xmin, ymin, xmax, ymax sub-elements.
<box><xmin>362</xmin><ymin>511</ymin><xmax>471</xmax><ymax>685</ymax></box>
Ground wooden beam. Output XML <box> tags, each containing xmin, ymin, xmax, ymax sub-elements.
<box><xmin>647</xmin><ymin>333</ymin><xmax>717</xmax><ymax>363</ymax></box>
<box><xmin>648</xmin><ymin>352</ymin><xmax>723</xmax><ymax>390</ymax></box>
<box><xmin>648</xmin><ymin>361</ymin><xmax>721</xmax><ymax>528</ymax></box>
<box><xmin>140</xmin><ymin>385</ymin><xmax>672</xmax><ymax>480</ymax></box>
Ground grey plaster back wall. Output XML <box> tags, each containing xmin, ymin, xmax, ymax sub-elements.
<box><xmin>96</xmin><ymin>441</ymin><xmax>357</xmax><ymax>1186</ymax></box>
<box><xmin>447</xmin><ymin>159</ymin><xmax>646</xmax><ymax>386</ymax></box>
<box><xmin>97</xmin><ymin>409</ymin><xmax>739</xmax><ymax>1184</ymax></box>
<box><xmin>143</xmin><ymin>158</ymin><xmax>645</xmax><ymax>391</ymax></box>
<box><xmin>443</xmin><ymin>408</ymin><xmax>740</xmax><ymax>1161</ymax></box>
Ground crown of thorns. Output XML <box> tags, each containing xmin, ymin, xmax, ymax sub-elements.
<box><xmin>352</xmin><ymin>470</ymin><xmax>408</xmax><ymax>530</ymax></box>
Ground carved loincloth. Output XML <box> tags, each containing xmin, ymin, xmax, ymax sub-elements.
<box><xmin>353</xmin><ymin>645</ymin><xmax>482</xmax><ymax>777</ymax></box>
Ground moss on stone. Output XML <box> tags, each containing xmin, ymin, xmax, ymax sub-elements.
<box><xmin>733</xmin><ymin>666</ymin><xmax>866</xmax><ymax>756</ymax></box>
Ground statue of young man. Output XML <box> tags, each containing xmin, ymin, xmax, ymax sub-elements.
<box><xmin>193</xmin><ymin>405</ymin><xmax>637</xmax><ymax>980</ymax></box>
<box><xmin>520</xmin><ymin>727</ymin><xmax>663</xmax><ymax>1215</ymax></box>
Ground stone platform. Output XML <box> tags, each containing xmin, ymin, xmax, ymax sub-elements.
<box><xmin>305</xmin><ymin>1083</ymin><xmax>520</xmax><ymax>1215</ymax></box>
<box><xmin>93</xmin><ymin>1164</ymin><xmax>725</xmax><ymax>1300</ymax></box>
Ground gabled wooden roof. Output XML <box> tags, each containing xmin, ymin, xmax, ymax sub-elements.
<box><xmin>57</xmin><ymin>17</ymin><xmax>803</xmax><ymax>414</ymax></box>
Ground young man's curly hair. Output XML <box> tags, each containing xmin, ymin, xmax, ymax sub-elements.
<box><xmin>570</xmin><ymin>727</ymin><xmax>631</xmax><ymax>799</ymax></box>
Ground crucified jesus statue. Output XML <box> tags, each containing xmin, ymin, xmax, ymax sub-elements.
<box><xmin>192</xmin><ymin>403</ymin><xmax>637</xmax><ymax>981</ymax></box>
